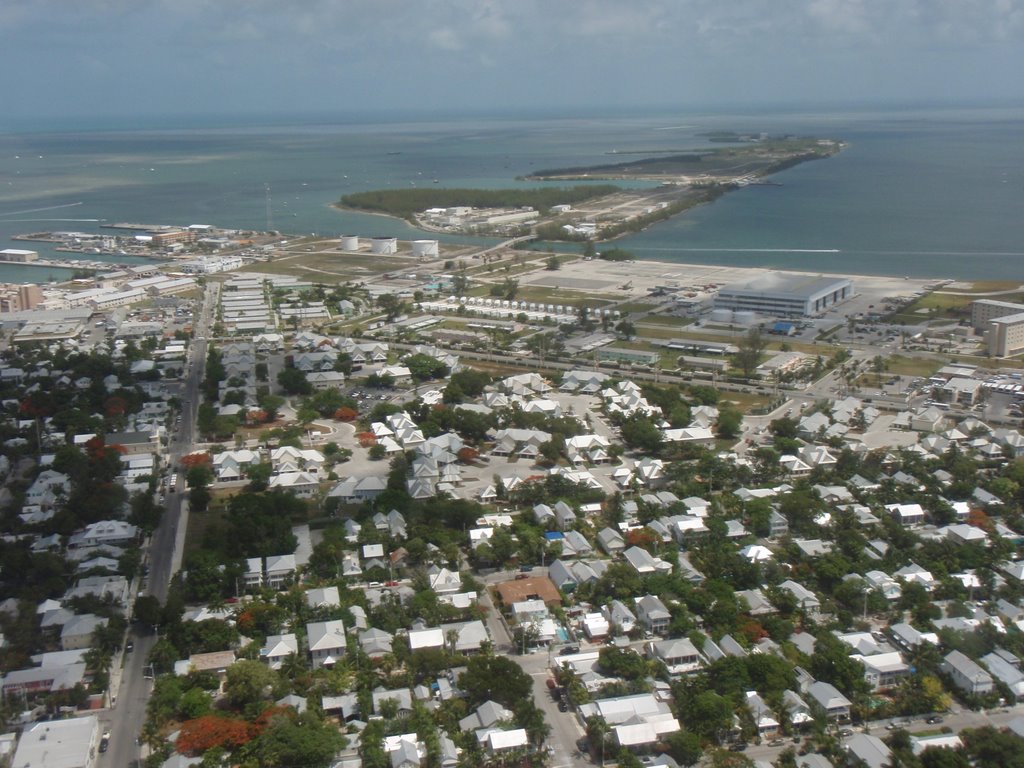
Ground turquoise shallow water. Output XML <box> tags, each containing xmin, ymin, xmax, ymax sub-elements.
<box><xmin>0</xmin><ymin>106</ymin><xmax>1022</xmax><ymax>283</ymax></box>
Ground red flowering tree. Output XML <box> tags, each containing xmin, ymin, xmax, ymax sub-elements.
<box><xmin>333</xmin><ymin>407</ymin><xmax>358</xmax><ymax>422</ymax></box>
<box><xmin>177</xmin><ymin>715</ymin><xmax>254</xmax><ymax>755</ymax></box>
<box><xmin>180</xmin><ymin>452</ymin><xmax>212</xmax><ymax>470</ymax></box>
<box><xmin>457</xmin><ymin>447</ymin><xmax>479</xmax><ymax>464</ymax></box>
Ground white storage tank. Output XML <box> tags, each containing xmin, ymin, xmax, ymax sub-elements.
<box><xmin>339</xmin><ymin>235</ymin><xmax>359</xmax><ymax>251</ymax></box>
<box><xmin>734</xmin><ymin>311</ymin><xmax>757</xmax><ymax>326</ymax></box>
<box><xmin>710</xmin><ymin>308</ymin><xmax>734</xmax><ymax>324</ymax></box>
<box><xmin>370</xmin><ymin>237</ymin><xmax>398</xmax><ymax>254</ymax></box>
<box><xmin>412</xmin><ymin>239</ymin><xmax>439</xmax><ymax>258</ymax></box>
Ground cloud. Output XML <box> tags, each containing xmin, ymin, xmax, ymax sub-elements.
<box><xmin>429</xmin><ymin>27</ymin><xmax>463</xmax><ymax>51</ymax></box>
<box><xmin>2</xmin><ymin>0</ymin><xmax>1023</xmax><ymax>117</ymax></box>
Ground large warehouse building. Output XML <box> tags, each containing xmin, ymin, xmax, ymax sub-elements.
<box><xmin>714</xmin><ymin>272</ymin><xmax>853</xmax><ymax>317</ymax></box>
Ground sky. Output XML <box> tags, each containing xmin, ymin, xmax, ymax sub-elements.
<box><xmin>2</xmin><ymin>0</ymin><xmax>1023</xmax><ymax>124</ymax></box>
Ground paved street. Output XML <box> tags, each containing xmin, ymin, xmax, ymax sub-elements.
<box><xmin>101</xmin><ymin>281</ymin><xmax>218</xmax><ymax>768</ymax></box>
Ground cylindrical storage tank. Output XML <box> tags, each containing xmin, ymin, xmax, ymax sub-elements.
<box><xmin>370</xmin><ymin>237</ymin><xmax>398</xmax><ymax>254</ymax></box>
<box><xmin>339</xmin><ymin>235</ymin><xmax>359</xmax><ymax>251</ymax></box>
<box><xmin>734</xmin><ymin>311</ymin><xmax>757</xmax><ymax>326</ymax></box>
<box><xmin>710</xmin><ymin>308</ymin><xmax>734</xmax><ymax>324</ymax></box>
<box><xmin>412</xmin><ymin>239</ymin><xmax>439</xmax><ymax>258</ymax></box>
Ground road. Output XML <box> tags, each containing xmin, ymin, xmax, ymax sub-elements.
<box><xmin>743</xmin><ymin>703</ymin><xmax>1024</xmax><ymax>763</ymax></box>
<box><xmin>101</xmin><ymin>281</ymin><xmax>218</xmax><ymax>768</ymax></box>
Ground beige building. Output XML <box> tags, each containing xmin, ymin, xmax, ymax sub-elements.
<box><xmin>0</xmin><ymin>248</ymin><xmax>38</xmax><ymax>262</ymax></box>
<box><xmin>970</xmin><ymin>300</ymin><xmax>1024</xmax><ymax>357</ymax></box>
<box><xmin>0</xmin><ymin>283</ymin><xmax>43</xmax><ymax>312</ymax></box>
<box><xmin>989</xmin><ymin>312</ymin><xmax>1024</xmax><ymax>357</ymax></box>
<box><xmin>971</xmin><ymin>299</ymin><xmax>1024</xmax><ymax>330</ymax></box>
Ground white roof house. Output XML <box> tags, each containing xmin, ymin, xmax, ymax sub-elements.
<box><xmin>307</xmin><ymin>620</ymin><xmax>347</xmax><ymax>668</ymax></box>
<box><xmin>12</xmin><ymin>715</ymin><xmax>99</xmax><ymax>768</ymax></box>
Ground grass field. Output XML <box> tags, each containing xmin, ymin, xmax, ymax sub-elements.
<box><xmin>939</xmin><ymin>280</ymin><xmax>1022</xmax><ymax>293</ymax></box>
<box><xmin>247</xmin><ymin>251</ymin><xmax>420</xmax><ymax>280</ymax></box>
<box><xmin>617</xmin><ymin>302</ymin><xmax>659</xmax><ymax>313</ymax></box>
<box><xmin>512</xmin><ymin>286</ymin><xmax>618</xmax><ymax>308</ymax></box>
<box><xmin>884</xmin><ymin>355</ymin><xmax>943</xmax><ymax>377</ymax></box>
<box><xmin>884</xmin><ymin>288</ymin><xmax>1024</xmax><ymax>325</ymax></box>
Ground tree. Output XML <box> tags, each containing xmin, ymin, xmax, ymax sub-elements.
<box><xmin>680</xmin><ymin>690</ymin><xmax>734</xmax><ymax>742</ymax></box>
<box><xmin>733</xmin><ymin>328</ymin><xmax>766</xmax><ymax>379</ymax></box>
<box><xmin>377</xmin><ymin>293</ymin><xmax>405</xmax><ymax>320</ymax></box>
<box><xmin>224</xmin><ymin>659</ymin><xmax>277</xmax><ymax>715</ymax></box>
<box><xmin>179</xmin><ymin>687</ymin><xmax>214</xmax><ymax>720</ymax></box>
<box><xmin>619</xmin><ymin>415</ymin><xmax>664</xmax><ymax>453</ymax></box>
<box><xmin>133</xmin><ymin>595</ymin><xmax>163</xmax><ymax>627</ymax></box>
<box><xmin>919</xmin><ymin>748</ymin><xmax>970</xmax><ymax>768</ymax></box>
<box><xmin>241</xmin><ymin>711</ymin><xmax>347</xmax><ymax>768</ymax></box>
<box><xmin>278</xmin><ymin>368</ymin><xmax>312</xmax><ymax>396</ymax></box>
<box><xmin>176</xmin><ymin>714</ymin><xmax>254</xmax><ymax>755</ymax></box>
<box><xmin>615</xmin><ymin>319</ymin><xmax>636</xmax><ymax>339</ymax></box>
<box><xmin>459</xmin><ymin>653</ymin><xmax>533</xmax><ymax>708</ymax></box>
<box><xmin>546</xmin><ymin>255</ymin><xmax>560</xmax><ymax>270</ymax></box>
<box><xmin>405</xmin><ymin>353</ymin><xmax>449</xmax><ymax>381</ymax></box>
<box><xmin>664</xmin><ymin>730</ymin><xmax>702</xmax><ymax>766</ymax></box>
<box><xmin>716</xmin><ymin>405</ymin><xmax>743</xmax><ymax>439</ymax></box>
<box><xmin>809</xmin><ymin>632</ymin><xmax>870</xmax><ymax>698</ymax></box>
<box><xmin>368</xmin><ymin>444</ymin><xmax>387</xmax><ymax>460</ymax></box>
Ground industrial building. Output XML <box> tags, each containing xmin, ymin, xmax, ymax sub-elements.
<box><xmin>370</xmin><ymin>237</ymin><xmax>398</xmax><ymax>255</ymax></box>
<box><xmin>714</xmin><ymin>272</ymin><xmax>853</xmax><ymax>317</ymax></box>
<box><xmin>0</xmin><ymin>248</ymin><xmax>38</xmax><ymax>262</ymax></box>
<box><xmin>412</xmin><ymin>239</ymin><xmax>439</xmax><ymax>258</ymax></box>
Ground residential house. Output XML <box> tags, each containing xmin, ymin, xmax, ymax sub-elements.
<box><xmin>845</xmin><ymin>733</ymin><xmax>892</xmax><ymax>768</ymax></box>
<box><xmin>807</xmin><ymin>681</ymin><xmax>851</xmax><ymax>721</ymax></box>
<box><xmin>980</xmin><ymin>650</ymin><xmax>1024</xmax><ymax>700</ymax></box>
<box><xmin>60</xmin><ymin>614</ymin><xmax>108</xmax><ymax>651</ymax></box>
<box><xmin>649</xmin><ymin>638</ymin><xmax>703</xmax><ymax>675</ymax></box>
<box><xmin>636</xmin><ymin>595</ymin><xmax>671</xmax><ymax>635</ymax></box>
<box><xmin>604</xmin><ymin>600</ymin><xmax>638</xmax><ymax>634</ymax></box>
<box><xmin>942</xmin><ymin>650</ymin><xmax>994</xmax><ymax>696</ymax></box>
<box><xmin>261</xmin><ymin>633</ymin><xmax>299</xmax><ymax>670</ymax></box>
<box><xmin>307</xmin><ymin>620</ymin><xmax>347</xmax><ymax>669</ymax></box>
<box><xmin>779</xmin><ymin>580</ymin><xmax>821</xmax><ymax>615</ymax></box>
<box><xmin>886</xmin><ymin>503</ymin><xmax>925</xmax><ymax>527</ymax></box>
<box><xmin>306</xmin><ymin>586</ymin><xmax>341</xmax><ymax>610</ymax></box>
<box><xmin>746</xmin><ymin>691</ymin><xmax>780</xmax><ymax>739</ymax></box>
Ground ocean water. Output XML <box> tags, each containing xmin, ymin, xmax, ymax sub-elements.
<box><xmin>0</xmin><ymin>106</ymin><xmax>1022</xmax><ymax>283</ymax></box>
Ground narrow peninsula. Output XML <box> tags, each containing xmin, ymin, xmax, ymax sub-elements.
<box><xmin>335</xmin><ymin>135</ymin><xmax>843</xmax><ymax>243</ymax></box>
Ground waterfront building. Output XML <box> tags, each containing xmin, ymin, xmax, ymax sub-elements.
<box><xmin>0</xmin><ymin>248</ymin><xmax>38</xmax><ymax>262</ymax></box>
<box><xmin>970</xmin><ymin>299</ymin><xmax>1024</xmax><ymax>330</ymax></box>
<box><xmin>988</xmin><ymin>311</ymin><xmax>1024</xmax><ymax>358</ymax></box>
<box><xmin>714</xmin><ymin>272</ymin><xmax>853</xmax><ymax>317</ymax></box>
